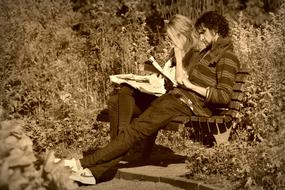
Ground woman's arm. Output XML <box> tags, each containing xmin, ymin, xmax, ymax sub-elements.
<box><xmin>181</xmin><ymin>79</ymin><xmax>207</xmax><ymax>97</ymax></box>
<box><xmin>174</xmin><ymin>47</ymin><xmax>187</xmax><ymax>85</ymax></box>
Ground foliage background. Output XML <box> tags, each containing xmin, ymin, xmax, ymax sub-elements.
<box><xmin>0</xmin><ymin>0</ymin><xmax>284</xmax><ymax>189</ymax></box>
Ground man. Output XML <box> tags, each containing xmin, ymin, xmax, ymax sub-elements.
<box><xmin>64</xmin><ymin>11</ymin><xmax>240</xmax><ymax>185</ymax></box>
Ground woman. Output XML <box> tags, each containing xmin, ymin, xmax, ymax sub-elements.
<box><xmin>107</xmin><ymin>14</ymin><xmax>201</xmax><ymax>158</ymax></box>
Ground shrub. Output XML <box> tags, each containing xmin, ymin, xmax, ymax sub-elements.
<box><xmin>0</xmin><ymin>120</ymin><xmax>78</xmax><ymax>190</ymax></box>
<box><xmin>185</xmin><ymin>137</ymin><xmax>285</xmax><ymax>189</ymax></box>
<box><xmin>0</xmin><ymin>0</ymin><xmax>100</xmax><ymax>155</ymax></box>
<box><xmin>230</xmin><ymin>6</ymin><xmax>284</xmax><ymax>142</ymax></box>
<box><xmin>0</xmin><ymin>0</ymin><xmax>158</xmax><ymax>157</ymax></box>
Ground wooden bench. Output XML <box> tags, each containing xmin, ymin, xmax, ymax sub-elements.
<box><xmin>97</xmin><ymin>69</ymin><xmax>249</xmax><ymax>146</ymax></box>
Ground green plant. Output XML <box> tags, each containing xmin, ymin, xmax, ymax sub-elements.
<box><xmin>0</xmin><ymin>120</ymin><xmax>78</xmax><ymax>190</ymax></box>
<box><xmin>230</xmin><ymin>6</ymin><xmax>284</xmax><ymax>142</ymax></box>
<box><xmin>0</xmin><ymin>0</ymin><xmax>155</xmax><ymax>157</ymax></box>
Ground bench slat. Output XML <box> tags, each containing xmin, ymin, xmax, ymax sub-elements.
<box><xmin>219</xmin><ymin>109</ymin><xmax>240</xmax><ymax>119</ymax></box>
<box><xmin>170</xmin><ymin>115</ymin><xmax>190</xmax><ymax>123</ymax></box>
<box><xmin>231</xmin><ymin>92</ymin><xmax>244</xmax><ymax>101</ymax></box>
<box><xmin>228</xmin><ymin>100</ymin><xmax>242</xmax><ymax>110</ymax></box>
<box><xmin>233</xmin><ymin>83</ymin><xmax>245</xmax><ymax>92</ymax></box>
<box><xmin>235</xmin><ymin>74</ymin><xmax>248</xmax><ymax>83</ymax></box>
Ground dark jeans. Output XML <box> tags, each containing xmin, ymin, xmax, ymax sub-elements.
<box><xmin>80</xmin><ymin>91</ymin><xmax>193</xmax><ymax>181</ymax></box>
<box><xmin>108</xmin><ymin>85</ymin><xmax>157</xmax><ymax>140</ymax></box>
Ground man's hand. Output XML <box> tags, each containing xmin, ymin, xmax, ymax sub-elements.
<box><xmin>179</xmin><ymin>77</ymin><xmax>207</xmax><ymax>97</ymax></box>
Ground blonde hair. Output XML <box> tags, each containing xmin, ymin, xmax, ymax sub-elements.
<box><xmin>165</xmin><ymin>14</ymin><xmax>198</xmax><ymax>50</ymax></box>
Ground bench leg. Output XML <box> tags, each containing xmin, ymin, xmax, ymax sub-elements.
<box><xmin>213</xmin><ymin>122</ymin><xmax>235</xmax><ymax>146</ymax></box>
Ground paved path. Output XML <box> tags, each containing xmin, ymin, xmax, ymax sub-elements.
<box><xmin>77</xmin><ymin>145</ymin><xmax>223</xmax><ymax>190</ymax></box>
<box><xmin>79</xmin><ymin>178</ymin><xmax>184</xmax><ymax>190</ymax></box>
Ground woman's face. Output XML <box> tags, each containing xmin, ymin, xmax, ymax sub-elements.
<box><xmin>167</xmin><ymin>29</ymin><xmax>204</xmax><ymax>51</ymax></box>
<box><xmin>167</xmin><ymin>30</ymin><xmax>187</xmax><ymax>50</ymax></box>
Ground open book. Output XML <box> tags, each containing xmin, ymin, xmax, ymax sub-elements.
<box><xmin>110</xmin><ymin>56</ymin><xmax>176</xmax><ymax>96</ymax></box>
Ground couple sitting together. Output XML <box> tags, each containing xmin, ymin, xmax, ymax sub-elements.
<box><xmin>58</xmin><ymin>11</ymin><xmax>240</xmax><ymax>185</ymax></box>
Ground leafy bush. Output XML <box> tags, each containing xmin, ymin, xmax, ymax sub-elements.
<box><xmin>1</xmin><ymin>0</ymin><xmax>100</xmax><ymax>155</ymax></box>
<box><xmin>230</xmin><ymin>6</ymin><xmax>284</xmax><ymax>142</ymax></box>
<box><xmin>0</xmin><ymin>0</ymin><xmax>160</xmax><ymax>157</ymax></box>
<box><xmin>185</xmin><ymin>137</ymin><xmax>285</xmax><ymax>189</ymax></box>
<box><xmin>0</xmin><ymin>120</ymin><xmax>78</xmax><ymax>190</ymax></box>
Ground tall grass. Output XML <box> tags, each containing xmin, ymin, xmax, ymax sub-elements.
<box><xmin>0</xmin><ymin>0</ymin><xmax>154</xmax><ymax>156</ymax></box>
<box><xmin>156</xmin><ymin>0</ymin><xmax>223</xmax><ymax>21</ymax></box>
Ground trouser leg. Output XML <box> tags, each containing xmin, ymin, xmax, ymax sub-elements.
<box><xmin>81</xmin><ymin>94</ymin><xmax>193</xmax><ymax>179</ymax></box>
<box><xmin>108</xmin><ymin>86</ymin><xmax>136</xmax><ymax>140</ymax></box>
<box><xmin>108</xmin><ymin>85</ymin><xmax>157</xmax><ymax>155</ymax></box>
<box><xmin>108</xmin><ymin>95</ymin><xmax>119</xmax><ymax>140</ymax></box>
<box><xmin>102</xmin><ymin>85</ymin><xmax>156</xmax><ymax>179</ymax></box>
<box><xmin>108</xmin><ymin>85</ymin><xmax>156</xmax><ymax>140</ymax></box>
<box><xmin>141</xmin><ymin>130</ymin><xmax>158</xmax><ymax>159</ymax></box>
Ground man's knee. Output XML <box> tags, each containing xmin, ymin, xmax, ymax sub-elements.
<box><xmin>108</xmin><ymin>95</ymin><xmax>118</xmax><ymax>110</ymax></box>
<box><xmin>118</xmin><ymin>85</ymin><xmax>135</xmax><ymax>96</ymax></box>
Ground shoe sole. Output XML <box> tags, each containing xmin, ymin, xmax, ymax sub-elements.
<box><xmin>70</xmin><ymin>174</ymin><xmax>96</xmax><ymax>185</ymax></box>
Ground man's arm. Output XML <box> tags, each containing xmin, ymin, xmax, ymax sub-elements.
<box><xmin>180</xmin><ymin>55</ymin><xmax>239</xmax><ymax>106</ymax></box>
<box><xmin>205</xmin><ymin>56</ymin><xmax>239</xmax><ymax>106</ymax></box>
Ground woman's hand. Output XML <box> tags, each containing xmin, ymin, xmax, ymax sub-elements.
<box><xmin>175</xmin><ymin>70</ymin><xmax>188</xmax><ymax>86</ymax></box>
<box><xmin>174</xmin><ymin>46</ymin><xmax>188</xmax><ymax>85</ymax></box>
<box><xmin>180</xmin><ymin>77</ymin><xmax>194</xmax><ymax>89</ymax></box>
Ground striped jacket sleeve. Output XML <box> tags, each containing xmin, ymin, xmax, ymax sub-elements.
<box><xmin>205</xmin><ymin>53</ymin><xmax>240</xmax><ymax>106</ymax></box>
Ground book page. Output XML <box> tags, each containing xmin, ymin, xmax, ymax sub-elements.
<box><xmin>110</xmin><ymin>73</ymin><xmax>166</xmax><ymax>96</ymax></box>
<box><xmin>110</xmin><ymin>57</ymin><xmax>177</xmax><ymax>96</ymax></box>
<box><xmin>149</xmin><ymin>56</ymin><xmax>177</xmax><ymax>86</ymax></box>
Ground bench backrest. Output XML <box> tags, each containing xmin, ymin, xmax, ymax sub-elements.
<box><xmin>218</xmin><ymin>69</ymin><xmax>250</xmax><ymax>119</ymax></box>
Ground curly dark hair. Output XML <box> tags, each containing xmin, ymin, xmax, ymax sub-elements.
<box><xmin>195</xmin><ymin>11</ymin><xmax>229</xmax><ymax>37</ymax></box>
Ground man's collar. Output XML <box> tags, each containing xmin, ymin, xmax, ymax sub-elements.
<box><xmin>199</xmin><ymin>37</ymin><xmax>233</xmax><ymax>65</ymax></box>
<box><xmin>211</xmin><ymin>37</ymin><xmax>232</xmax><ymax>51</ymax></box>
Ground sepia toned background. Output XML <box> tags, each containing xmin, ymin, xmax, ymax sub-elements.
<box><xmin>0</xmin><ymin>0</ymin><xmax>284</xmax><ymax>189</ymax></box>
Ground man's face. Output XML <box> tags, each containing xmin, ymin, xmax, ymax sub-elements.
<box><xmin>197</xmin><ymin>27</ymin><xmax>216</xmax><ymax>47</ymax></box>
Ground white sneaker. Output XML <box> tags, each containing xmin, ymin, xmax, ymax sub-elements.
<box><xmin>70</xmin><ymin>168</ymin><xmax>96</xmax><ymax>185</ymax></box>
<box><xmin>54</xmin><ymin>158</ymin><xmax>83</xmax><ymax>172</ymax></box>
